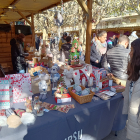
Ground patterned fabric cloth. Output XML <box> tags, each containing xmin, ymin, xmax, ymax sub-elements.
<box><xmin>0</xmin><ymin>78</ymin><xmax>10</xmax><ymax>109</ymax></box>
<box><xmin>129</xmin><ymin>81</ymin><xmax>135</xmax><ymax>102</ymax></box>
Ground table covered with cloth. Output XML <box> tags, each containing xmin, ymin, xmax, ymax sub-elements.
<box><xmin>24</xmin><ymin>88</ymin><xmax>127</xmax><ymax>140</ymax></box>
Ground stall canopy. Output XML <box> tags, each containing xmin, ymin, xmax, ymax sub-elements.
<box><xmin>0</xmin><ymin>0</ymin><xmax>71</xmax><ymax>24</ymax></box>
<box><xmin>0</xmin><ymin>0</ymin><xmax>92</xmax><ymax>64</ymax></box>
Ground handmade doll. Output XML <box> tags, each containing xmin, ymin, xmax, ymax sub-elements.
<box><xmin>38</xmin><ymin>74</ymin><xmax>50</xmax><ymax>100</ymax></box>
<box><xmin>50</xmin><ymin>64</ymin><xmax>60</xmax><ymax>96</ymax></box>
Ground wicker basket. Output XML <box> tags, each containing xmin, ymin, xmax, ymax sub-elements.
<box><xmin>68</xmin><ymin>86</ymin><xmax>95</xmax><ymax>104</ymax></box>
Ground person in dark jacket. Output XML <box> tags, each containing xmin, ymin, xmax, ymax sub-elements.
<box><xmin>101</xmin><ymin>35</ymin><xmax>129</xmax><ymax>86</ymax></box>
<box><xmin>61</xmin><ymin>36</ymin><xmax>72</xmax><ymax>64</ymax></box>
<box><xmin>107</xmin><ymin>37</ymin><xmax>113</xmax><ymax>50</ymax></box>
<box><xmin>10</xmin><ymin>33</ymin><xmax>28</xmax><ymax>73</ymax></box>
<box><xmin>112</xmin><ymin>35</ymin><xmax>118</xmax><ymax>47</ymax></box>
<box><xmin>90</xmin><ymin>30</ymin><xmax>107</xmax><ymax>68</ymax></box>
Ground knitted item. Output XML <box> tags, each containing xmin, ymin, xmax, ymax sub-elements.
<box><xmin>14</xmin><ymin>109</ymin><xmax>26</xmax><ymax>118</ymax></box>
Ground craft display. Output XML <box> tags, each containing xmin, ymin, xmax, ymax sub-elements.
<box><xmin>111</xmin><ymin>85</ymin><xmax>125</xmax><ymax>93</ymax></box>
<box><xmin>70</xmin><ymin>39</ymin><xmax>81</xmax><ymax>65</ymax></box>
<box><xmin>0</xmin><ymin>60</ymin><xmax>125</xmax><ymax>135</ymax></box>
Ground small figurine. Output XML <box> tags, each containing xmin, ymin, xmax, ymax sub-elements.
<box><xmin>38</xmin><ymin>74</ymin><xmax>50</xmax><ymax>100</ymax></box>
<box><xmin>50</xmin><ymin>64</ymin><xmax>60</xmax><ymax>96</ymax></box>
<box><xmin>34</xmin><ymin>101</ymin><xmax>44</xmax><ymax>116</ymax></box>
<box><xmin>25</xmin><ymin>97</ymin><xmax>32</xmax><ymax>113</ymax></box>
<box><xmin>71</xmin><ymin>47</ymin><xmax>75</xmax><ymax>53</ymax></box>
<box><xmin>74</xmin><ymin>43</ymin><xmax>77</xmax><ymax>48</ymax></box>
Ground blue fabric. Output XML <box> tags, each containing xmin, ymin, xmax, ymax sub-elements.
<box><xmin>24</xmin><ymin>86</ymin><xmax>126</xmax><ymax>140</ymax></box>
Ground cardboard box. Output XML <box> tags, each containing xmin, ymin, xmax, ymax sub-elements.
<box><xmin>55</xmin><ymin>94</ymin><xmax>71</xmax><ymax>103</ymax></box>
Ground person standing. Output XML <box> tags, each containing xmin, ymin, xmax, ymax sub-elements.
<box><xmin>90</xmin><ymin>30</ymin><xmax>107</xmax><ymax>68</ymax></box>
<box><xmin>101</xmin><ymin>35</ymin><xmax>129</xmax><ymax>86</ymax></box>
<box><xmin>35</xmin><ymin>34</ymin><xmax>40</xmax><ymax>51</ymax></box>
<box><xmin>61</xmin><ymin>36</ymin><xmax>72</xmax><ymax>64</ymax></box>
<box><xmin>122</xmin><ymin>38</ymin><xmax>140</xmax><ymax>140</ymax></box>
<box><xmin>10</xmin><ymin>33</ymin><xmax>29</xmax><ymax>73</ymax></box>
<box><xmin>128</xmin><ymin>31</ymin><xmax>138</xmax><ymax>49</ymax></box>
<box><xmin>107</xmin><ymin>37</ymin><xmax>113</xmax><ymax>50</ymax></box>
<box><xmin>59</xmin><ymin>32</ymin><xmax>67</xmax><ymax>51</ymax></box>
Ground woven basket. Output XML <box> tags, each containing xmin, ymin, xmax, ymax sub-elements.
<box><xmin>68</xmin><ymin>86</ymin><xmax>95</xmax><ymax>104</ymax></box>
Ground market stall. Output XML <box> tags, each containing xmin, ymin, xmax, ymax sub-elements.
<box><xmin>0</xmin><ymin>1</ymin><xmax>127</xmax><ymax>140</ymax></box>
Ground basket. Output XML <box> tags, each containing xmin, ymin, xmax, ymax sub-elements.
<box><xmin>68</xmin><ymin>86</ymin><xmax>95</xmax><ymax>104</ymax></box>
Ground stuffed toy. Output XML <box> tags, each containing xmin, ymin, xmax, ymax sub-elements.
<box><xmin>38</xmin><ymin>74</ymin><xmax>50</xmax><ymax>100</ymax></box>
<box><xmin>62</xmin><ymin>68</ymin><xmax>73</xmax><ymax>88</ymax></box>
<box><xmin>50</xmin><ymin>64</ymin><xmax>60</xmax><ymax>96</ymax></box>
<box><xmin>25</xmin><ymin>97</ymin><xmax>33</xmax><ymax>113</ymax></box>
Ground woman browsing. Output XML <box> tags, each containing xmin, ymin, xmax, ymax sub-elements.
<box><xmin>122</xmin><ymin>38</ymin><xmax>140</xmax><ymax>140</ymax></box>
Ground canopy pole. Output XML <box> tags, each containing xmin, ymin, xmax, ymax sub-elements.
<box><xmin>85</xmin><ymin>0</ymin><xmax>92</xmax><ymax>64</ymax></box>
<box><xmin>31</xmin><ymin>13</ymin><xmax>35</xmax><ymax>48</ymax></box>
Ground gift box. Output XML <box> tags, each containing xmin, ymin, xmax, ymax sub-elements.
<box><xmin>111</xmin><ymin>85</ymin><xmax>125</xmax><ymax>93</ymax></box>
<box><xmin>55</xmin><ymin>94</ymin><xmax>71</xmax><ymax>103</ymax></box>
<box><xmin>5</xmin><ymin>73</ymin><xmax>33</xmax><ymax>103</ymax></box>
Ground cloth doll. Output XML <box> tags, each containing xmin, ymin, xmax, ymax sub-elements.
<box><xmin>38</xmin><ymin>74</ymin><xmax>50</xmax><ymax>100</ymax></box>
<box><xmin>50</xmin><ymin>64</ymin><xmax>60</xmax><ymax>96</ymax></box>
<box><xmin>39</xmin><ymin>74</ymin><xmax>50</xmax><ymax>100</ymax></box>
